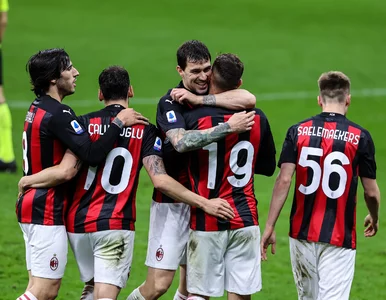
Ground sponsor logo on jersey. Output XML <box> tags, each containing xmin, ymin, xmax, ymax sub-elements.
<box><xmin>153</xmin><ymin>137</ymin><xmax>162</xmax><ymax>151</ymax></box>
<box><xmin>25</xmin><ymin>111</ymin><xmax>35</xmax><ymax>123</ymax></box>
<box><xmin>50</xmin><ymin>255</ymin><xmax>59</xmax><ymax>271</ymax></box>
<box><xmin>63</xmin><ymin>109</ymin><xmax>72</xmax><ymax>115</ymax></box>
<box><xmin>70</xmin><ymin>120</ymin><xmax>84</xmax><ymax>134</ymax></box>
<box><xmin>166</xmin><ymin>110</ymin><xmax>177</xmax><ymax>123</ymax></box>
<box><xmin>165</xmin><ymin>99</ymin><xmax>174</xmax><ymax>104</ymax></box>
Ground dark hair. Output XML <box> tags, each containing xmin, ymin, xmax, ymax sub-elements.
<box><xmin>212</xmin><ymin>53</ymin><xmax>244</xmax><ymax>91</ymax></box>
<box><xmin>98</xmin><ymin>66</ymin><xmax>130</xmax><ymax>101</ymax></box>
<box><xmin>177</xmin><ymin>40</ymin><xmax>211</xmax><ymax>70</ymax></box>
<box><xmin>26</xmin><ymin>48</ymin><xmax>71</xmax><ymax>97</ymax></box>
<box><xmin>318</xmin><ymin>71</ymin><xmax>351</xmax><ymax>103</ymax></box>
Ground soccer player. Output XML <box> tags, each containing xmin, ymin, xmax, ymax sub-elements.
<box><xmin>16</xmin><ymin>49</ymin><xmax>146</xmax><ymax>300</ymax></box>
<box><xmin>179</xmin><ymin>53</ymin><xmax>276</xmax><ymax>300</ymax></box>
<box><xmin>128</xmin><ymin>41</ymin><xmax>257</xmax><ymax>300</ymax></box>
<box><xmin>0</xmin><ymin>0</ymin><xmax>16</xmax><ymax>172</ymax></box>
<box><xmin>19</xmin><ymin>65</ymin><xmax>239</xmax><ymax>300</ymax></box>
<box><xmin>260</xmin><ymin>71</ymin><xmax>381</xmax><ymax>300</ymax></box>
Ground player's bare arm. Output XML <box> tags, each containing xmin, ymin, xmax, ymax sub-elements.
<box><xmin>18</xmin><ymin>149</ymin><xmax>81</xmax><ymax>196</ymax></box>
<box><xmin>143</xmin><ymin>155</ymin><xmax>235</xmax><ymax>220</ymax></box>
<box><xmin>171</xmin><ymin>88</ymin><xmax>256</xmax><ymax>109</ymax></box>
<box><xmin>261</xmin><ymin>162</ymin><xmax>296</xmax><ymax>260</ymax></box>
<box><xmin>361</xmin><ymin>177</ymin><xmax>380</xmax><ymax>237</ymax></box>
<box><xmin>166</xmin><ymin>110</ymin><xmax>255</xmax><ymax>153</ymax></box>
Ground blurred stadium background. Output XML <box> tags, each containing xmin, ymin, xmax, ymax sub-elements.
<box><xmin>1</xmin><ymin>0</ymin><xmax>385</xmax><ymax>299</ymax></box>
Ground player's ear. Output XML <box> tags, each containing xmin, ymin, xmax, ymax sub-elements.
<box><xmin>237</xmin><ymin>79</ymin><xmax>243</xmax><ymax>88</ymax></box>
<box><xmin>317</xmin><ymin>95</ymin><xmax>323</xmax><ymax>107</ymax></box>
<box><xmin>128</xmin><ymin>86</ymin><xmax>134</xmax><ymax>98</ymax></box>
<box><xmin>98</xmin><ymin>89</ymin><xmax>104</xmax><ymax>101</ymax></box>
<box><xmin>176</xmin><ymin>65</ymin><xmax>184</xmax><ymax>77</ymax></box>
<box><xmin>51</xmin><ymin>79</ymin><xmax>57</xmax><ymax>85</ymax></box>
<box><xmin>346</xmin><ymin>94</ymin><xmax>351</xmax><ymax>107</ymax></box>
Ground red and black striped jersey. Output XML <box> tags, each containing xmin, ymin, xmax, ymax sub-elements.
<box><xmin>17</xmin><ymin>96</ymin><xmax>125</xmax><ymax>225</ymax></box>
<box><xmin>66</xmin><ymin>104</ymin><xmax>162</xmax><ymax>233</ymax></box>
<box><xmin>279</xmin><ymin>112</ymin><xmax>377</xmax><ymax>249</ymax></box>
<box><xmin>153</xmin><ymin>82</ymin><xmax>192</xmax><ymax>203</ymax></box>
<box><xmin>183</xmin><ymin>107</ymin><xmax>276</xmax><ymax>231</ymax></box>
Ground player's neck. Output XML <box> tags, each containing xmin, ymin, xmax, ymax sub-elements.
<box><xmin>45</xmin><ymin>90</ymin><xmax>63</xmax><ymax>102</ymax></box>
<box><xmin>322</xmin><ymin>104</ymin><xmax>346</xmax><ymax>116</ymax></box>
<box><xmin>208</xmin><ymin>86</ymin><xmax>225</xmax><ymax>95</ymax></box>
<box><xmin>104</xmin><ymin>99</ymin><xmax>128</xmax><ymax>108</ymax></box>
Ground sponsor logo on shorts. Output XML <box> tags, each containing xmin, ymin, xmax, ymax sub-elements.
<box><xmin>166</xmin><ymin>110</ymin><xmax>177</xmax><ymax>123</ymax></box>
<box><xmin>156</xmin><ymin>247</ymin><xmax>164</xmax><ymax>261</ymax></box>
<box><xmin>50</xmin><ymin>255</ymin><xmax>59</xmax><ymax>271</ymax></box>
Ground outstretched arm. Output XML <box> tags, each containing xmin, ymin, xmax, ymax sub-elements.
<box><xmin>171</xmin><ymin>88</ymin><xmax>256</xmax><ymax>110</ymax></box>
<box><xmin>18</xmin><ymin>150</ymin><xmax>81</xmax><ymax>195</ymax></box>
<box><xmin>143</xmin><ymin>155</ymin><xmax>235</xmax><ymax>219</ymax></box>
<box><xmin>166</xmin><ymin>110</ymin><xmax>255</xmax><ymax>153</ymax></box>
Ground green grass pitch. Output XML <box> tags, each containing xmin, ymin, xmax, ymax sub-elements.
<box><xmin>1</xmin><ymin>0</ymin><xmax>385</xmax><ymax>299</ymax></box>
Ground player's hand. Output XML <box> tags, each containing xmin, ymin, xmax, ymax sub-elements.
<box><xmin>260</xmin><ymin>225</ymin><xmax>276</xmax><ymax>261</ymax></box>
<box><xmin>364</xmin><ymin>214</ymin><xmax>379</xmax><ymax>237</ymax></box>
<box><xmin>117</xmin><ymin>108</ymin><xmax>149</xmax><ymax>126</ymax></box>
<box><xmin>170</xmin><ymin>88</ymin><xmax>200</xmax><ymax>105</ymax></box>
<box><xmin>227</xmin><ymin>111</ymin><xmax>255</xmax><ymax>133</ymax></box>
<box><xmin>204</xmin><ymin>198</ymin><xmax>235</xmax><ymax>220</ymax></box>
<box><xmin>18</xmin><ymin>177</ymin><xmax>28</xmax><ymax>198</ymax></box>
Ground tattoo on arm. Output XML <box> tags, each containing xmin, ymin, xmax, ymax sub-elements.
<box><xmin>144</xmin><ymin>155</ymin><xmax>167</xmax><ymax>176</ymax></box>
<box><xmin>167</xmin><ymin>123</ymin><xmax>231</xmax><ymax>153</ymax></box>
<box><xmin>203</xmin><ymin>94</ymin><xmax>216</xmax><ymax>106</ymax></box>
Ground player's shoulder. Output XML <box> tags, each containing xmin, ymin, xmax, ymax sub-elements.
<box><xmin>345</xmin><ymin>118</ymin><xmax>372</xmax><ymax>139</ymax></box>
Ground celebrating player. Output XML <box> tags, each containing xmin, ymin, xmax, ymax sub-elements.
<box><xmin>16</xmin><ymin>49</ymin><xmax>146</xmax><ymax>300</ymax></box>
<box><xmin>180</xmin><ymin>53</ymin><xmax>276</xmax><ymax>299</ymax></box>
<box><xmin>260</xmin><ymin>71</ymin><xmax>381</xmax><ymax>300</ymax></box>
<box><xmin>128</xmin><ymin>40</ymin><xmax>257</xmax><ymax>300</ymax></box>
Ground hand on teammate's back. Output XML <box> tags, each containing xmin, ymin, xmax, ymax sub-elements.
<box><xmin>117</xmin><ymin>108</ymin><xmax>149</xmax><ymax>126</ymax></box>
<box><xmin>203</xmin><ymin>198</ymin><xmax>235</xmax><ymax>220</ymax></box>
<box><xmin>364</xmin><ymin>214</ymin><xmax>379</xmax><ymax>237</ymax></box>
<box><xmin>227</xmin><ymin>110</ymin><xmax>255</xmax><ymax>133</ymax></box>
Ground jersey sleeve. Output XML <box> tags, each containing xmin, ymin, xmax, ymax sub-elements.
<box><xmin>358</xmin><ymin>130</ymin><xmax>377</xmax><ymax>179</ymax></box>
<box><xmin>48</xmin><ymin>106</ymin><xmax>121</xmax><ymax>166</ymax></box>
<box><xmin>278</xmin><ymin>125</ymin><xmax>298</xmax><ymax>167</ymax></box>
<box><xmin>141</xmin><ymin>124</ymin><xmax>163</xmax><ymax>159</ymax></box>
<box><xmin>254</xmin><ymin>112</ymin><xmax>276</xmax><ymax>176</ymax></box>
<box><xmin>156</xmin><ymin>97</ymin><xmax>187</xmax><ymax>134</ymax></box>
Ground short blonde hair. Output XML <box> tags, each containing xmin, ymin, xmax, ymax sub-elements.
<box><xmin>318</xmin><ymin>71</ymin><xmax>350</xmax><ymax>103</ymax></box>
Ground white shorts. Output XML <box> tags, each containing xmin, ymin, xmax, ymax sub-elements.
<box><xmin>19</xmin><ymin>223</ymin><xmax>68</xmax><ymax>279</ymax></box>
<box><xmin>68</xmin><ymin>230</ymin><xmax>134</xmax><ymax>289</ymax></box>
<box><xmin>187</xmin><ymin>226</ymin><xmax>261</xmax><ymax>297</ymax></box>
<box><xmin>145</xmin><ymin>201</ymin><xmax>190</xmax><ymax>270</ymax></box>
<box><xmin>289</xmin><ymin>237</ymin><xmax>356</xmax><ymax>300</ymax></box>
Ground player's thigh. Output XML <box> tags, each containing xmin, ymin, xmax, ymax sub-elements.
<box><xmin>19</xmin><ymin>223</ymin><xmax>32</xmax><ymax>271</ymax></box>
<box><xmin>225</xmin><ymin>226</ymin><xmax>261</xmax><ymax>295</ymax></box>
<box><xmin>187</xmin><ymin>229</ymin><xmax>227</xmax><ymax>297</ymax></box>
<box><xmin>289</xmin><ymin>238</ymin><xmax>319</xmax><ymax>300</ymax></box>
<box><xmin>25</xmin><ymin>224</ymin><xmax>68</xmax><ymax>279</ymax></box>
<box><xmin>317</xmin><ymin>244</ymin><xmax>356</xmax><ymax>300</ymax></box>
<box><xmin>146</xmin><ymin>201</ymin><xmax>190</xmax><ymax>270</ymax></box>
<box><xmin>92</xmin><ymin>230</ymin><xmax>134</xmax><ymax>289</ymax></box>
<box><xmin>68</xmin><ymin>232</ymin><xmax>94</xmax><ymax>282</ymax></box>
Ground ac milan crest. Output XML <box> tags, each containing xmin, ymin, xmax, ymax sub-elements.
<box><xmin>156</xmin><ymin>247</ymin><xmax>164</xmax><ymax>261</ymax></box>
<box><xmin>50</xmin><ymin>255</ymin><xmax>59</xmax><ymax>271</ymax></box>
